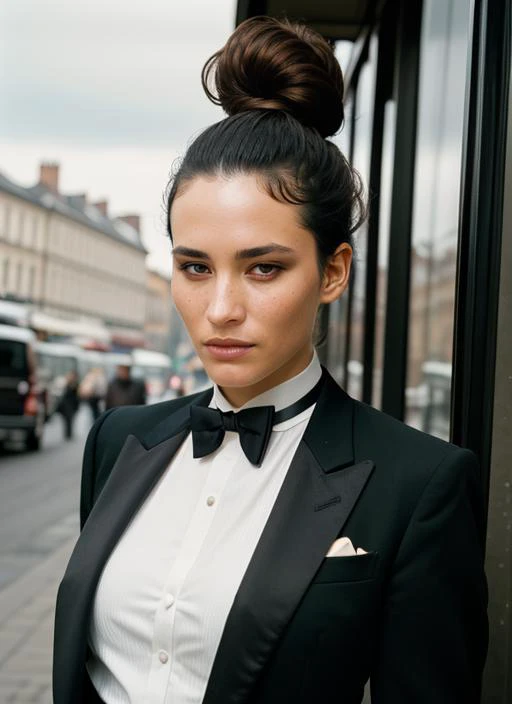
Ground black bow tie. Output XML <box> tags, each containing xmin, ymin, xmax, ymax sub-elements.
<box><xmin>189</xmin><ymin>373</ymin><xmax>325</xmax><ymax>466</ymax></box>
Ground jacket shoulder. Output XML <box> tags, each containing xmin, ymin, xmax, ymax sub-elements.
<box><xmin>96</xmin><ymin>389</ymin><xmax>209</xmax><ymax>461</ymax></box>
<box><xmin>352</xmin><ymin>397</ymin><xmax>457</xmax><ymax>460</ymax></box>
<box><xmin>350</xmin><ymin>396</ymin><xmax>479</xmax><ymax>505</ymax></box>
<box><xmin>80</xmin><ymin>391</ymin><xmax>208</xmax><ymax>526</ymax></box>
<box><xmin>101</xmin><ymin>391</ymin><xmax>202</xmax><ymax>436</ymax></box>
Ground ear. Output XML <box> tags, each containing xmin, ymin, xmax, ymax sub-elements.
<box><xmin>319</xmin><ymin>243</ymin><xmax>352</xmax><ymax>304</ymax></box>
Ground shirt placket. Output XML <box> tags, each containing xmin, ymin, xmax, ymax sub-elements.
<box><xmin>144</xmin><ymin>433</ymin><xmax>240</xmax><ymax>703</ymax></box>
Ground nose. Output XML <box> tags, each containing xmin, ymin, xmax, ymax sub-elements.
<box><xmin>206</xmin><ymin>276</ymin><xmax>246</xmax><ymax>327</ymax></box>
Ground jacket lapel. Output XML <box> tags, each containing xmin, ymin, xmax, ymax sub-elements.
<box><xmin>202</xmin><ymin>372</ymin><xmax>374</xmax><ymax>704</ymax></box>
<box><xmin>63</xmin><ymin>388</ymin><xmax>214</xmax><ymax>595</ymax></box>
<box><xmin>55</xmin><ymin>391</ymin><xmax>213</xmax><ymax>703</ymax></box>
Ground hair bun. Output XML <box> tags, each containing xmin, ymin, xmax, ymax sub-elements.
<box><xmin>202</xmin><ymin>16</ymin><xmax>345</xmax><ymax>138</ymax></box>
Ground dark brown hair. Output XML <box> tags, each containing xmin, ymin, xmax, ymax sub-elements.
<box><xmin>166</xmin><ymin>16</ymin><xmax>365</xmax><ymax>271</ymax></box>
<box><xmin>202</xmin><ymin>16</ymin><xmax>344</xmax><ymax>139</ymax></box>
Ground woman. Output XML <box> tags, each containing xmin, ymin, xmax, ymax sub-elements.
<box><xmin>53</xmin><ymin>16</ymin><xmax>487</xmax><ymax>704</ymax></box>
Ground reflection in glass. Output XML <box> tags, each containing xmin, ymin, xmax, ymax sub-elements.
<box><xmin>406</xmin><ymin>0</ymin><xmax>471</xmax><ymax>439</ymax></box>
<box><xmin>372</xmin><ymin>100</ymin><xmax>396</xmax><ymax>409</ymax></box>
<box><xmin>346</xmin><ymin>36</ymin><xmax>378</xmax><ymax>400</ymax></box>
<box><xmin>326</xmin><ymin>47</ymin><xmax>353</xmax><ymax>385</ymax></box>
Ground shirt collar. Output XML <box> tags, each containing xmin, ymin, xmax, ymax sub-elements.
<box><xmin>212</xmin><ymin>351</ymin><xmax>322</xmax><ymax>414</ymax></box>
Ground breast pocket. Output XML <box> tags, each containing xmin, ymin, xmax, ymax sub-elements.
<box><xmin>312</xmin><ymin>551</ymin><xmax>379</xmax><ymax>584</ymax></box>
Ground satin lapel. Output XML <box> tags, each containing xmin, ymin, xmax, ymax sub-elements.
<box><xmin>203</xmin><ymin>372</ymin><xmax>374</xmax><ymax>704</ymax></box>
<box><xmin>56</xmin><ymin>389</ymin><xmax>217</xmax><ymax>702</ymax></box>
<box><xmin>64</xmin><ymin>386</ymin><xmax>214</xmax><ymax>598</ymax></box>
<box><xmin>55</xmin><ymin>419</ymin><xmax>195</xmax><ymax>701</ymax></box>
<box><xmin>62</xmin><ymin>432</ymin><xmax>188</xmax><ymax>592</ymax></box>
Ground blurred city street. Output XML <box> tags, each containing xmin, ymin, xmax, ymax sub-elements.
<box><xmin>0</xmin><ymin>407</ymin><xmax>91</xmax><ymax>703</ymax></box>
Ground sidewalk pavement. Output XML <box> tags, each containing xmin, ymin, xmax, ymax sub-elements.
<box><xmin>0</xmin><ymin>536</ymin><xmax>76</xmax><ymax>703</ymax></box>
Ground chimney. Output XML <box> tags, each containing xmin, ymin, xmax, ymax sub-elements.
<box><xmin>93</xmin><ymin>200</ymin><xmax>108</xmax><ymax>217</ymax></box>
<box><xmin>118</xmin><ymin>214</ymin><xmax>140</xmax><ymax>233</ymax></box>
<box><xmin>39</xmin><ymin>162</ymin><xmax>60</xmax><ymax>193</ymax></box>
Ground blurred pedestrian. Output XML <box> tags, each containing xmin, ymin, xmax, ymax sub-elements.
<box><xmin>170</xmin><ymin>373</ymin><xmax>185</xmax><ymax>397</ymax></box>
<box><xmin>56</xmin><ymin>370</ymin><xmax>80</xmax><ymax>440</ymax></box>
<box><xmin>105</xmin><ymin>363</ymin><xmax>146</xmax><ymax>409</ymax></box>
<box><xmin>79</xmin><ymin>367</ymin><xmax>107</xmax><ymax>421</ymax></box>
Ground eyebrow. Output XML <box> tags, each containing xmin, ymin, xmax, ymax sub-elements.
<box><xmin>172</xmin><ymin>244</ymin><xmax>295</xmax><ymax>260</ymax></box>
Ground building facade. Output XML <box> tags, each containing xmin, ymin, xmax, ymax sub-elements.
<box><xmin>145</xmin><ymin>268</ymin><xmax>172</xmax><ymax>354</ymax></box>
<box><xmin>0</xmin><ymin>163</ymin><xmax>149</xmax><ymax>347</ymax></box>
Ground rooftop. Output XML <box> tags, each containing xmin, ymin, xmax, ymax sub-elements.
<box><xmin>0</xmin><ymin>169</ymin><xmax>147</xmax><ymax>254</ymax></box>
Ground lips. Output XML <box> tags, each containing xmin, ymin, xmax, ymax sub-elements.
<box><xmin>204</xmin><ymin>339</ymin><xmax>255</xmax><ymax>360</ymax></box>
<box><xmin>205</xmin><ymin>338</ymin><xmax>253</xmax><ymax>347</ymax></box>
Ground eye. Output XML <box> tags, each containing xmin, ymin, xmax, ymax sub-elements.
<box><xmin>250</xmin><ymin>263</ymin><xmax>282</xmax><ymax>277</ymax></box>
<box><xmin>180</xmin><ymin>262</ymin><xmax>210</xmax><ymax>275</ymax></box>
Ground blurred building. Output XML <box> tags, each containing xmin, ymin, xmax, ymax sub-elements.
<box><xmin>0</xmin><ymin>162</ymin><xmax>148</xmax><ymax>348</ymax></box>
<box><xmin>145</xmin><ymin>269</ymin><xmax>172</xmax><ymax>354</ymax></box>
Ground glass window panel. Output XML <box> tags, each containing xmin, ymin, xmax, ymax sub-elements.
<box><xmin>406</xmin><ymin>0</ymin><xmax>471</xmax><ymax>439</ymax></box>
<box><xmin>327</xmin><ymin>40</ymin><xmax>353</xmax><ymax>383</ymax></box>
<box><xmin>326</xmin><ymin>292</ymin><xmax>349</xmax><ymax>384</ymax></box>
<box><xmin>0</xmin><ymin>340</ymin><xmax>28</xmax><ymax>376</ymax></box>
<box><xmin>334</xmin><ymin>40</ymin><xmax>353</xmax><ymax>74</ymax></box>
<box><xmin>29</xmin><ymin>265</ymin><xmax>36</xmax><ymax>299</ymax></box>
<box><xmin>16</xmin><ymin>261</ymin><xmax>23</xmax><ymax>293</ymax></box>
<box><xmin>4</xmin><ymin>205</ymin><xmax>10</xmax><ymax>239</ymax></box>
<box><xmin>373</xmin><ymin>100</ymin><xmax>396</xmax><ymax>408</ymax></box>
<box><xmin>32</xmin><ymin>215</ymin><xmax>38</xmax><ymax>246</ymax></box>
<box><xmin>327</xmin><ymin>90</ymin><xmax>354</xmax><ymax>383</ymax></box>
<box><xmin>346</xmin><ymin>36</ymin><xmax>378</xmax><ymax>400</ymax></box>
<box><xmin>3</xmin><ymin>259</ymin><xmax>9</xmax><ymax>290</ymax></box>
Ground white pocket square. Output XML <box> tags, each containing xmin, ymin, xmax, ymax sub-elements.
<box><xmin>326</xmin><ymin>536</ymin><xmax>368</xmax><ymax>557</ymax></box>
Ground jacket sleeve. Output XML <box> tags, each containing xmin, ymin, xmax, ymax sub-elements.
<box><xmin>79</xmin><ymin>408</ymin><xmax>118</xmax><ymax>530</ymax></box>
<box><xmin>370</xmin><ymin>448</ymin><xmax>488</xmax><ymax>703</ymax></box>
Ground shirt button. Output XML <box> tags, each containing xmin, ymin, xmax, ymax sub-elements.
<box><xmin>206</xmin><ymin>496</ymin><xmax>216</xmax><ymax>506</ymax></box>
<box><xmin>164</xmin><ymin>593</ymin><xmax>175</xmax><ymax>609</ymax></box>
<box><xmin>159</xmin><ymin>650</ymin><xmax>169</xmax><ymax>664</ymax></box>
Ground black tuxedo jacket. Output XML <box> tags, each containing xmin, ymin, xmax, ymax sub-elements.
<box><xmin>53</xmin><ymin>370</ymin><xmax>488</xmax><ymax>704</ymax></box>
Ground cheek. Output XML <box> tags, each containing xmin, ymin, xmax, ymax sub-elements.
<box><xmin>256</xmin><ymin>277</ymin><xmax>319</xmax><ymax>331</ymax></box>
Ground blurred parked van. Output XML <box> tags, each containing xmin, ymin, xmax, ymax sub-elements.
<box><xmin>0</xmin><ymin>324</ymin><xmax>45</xmax><ymax>450</ymax></box>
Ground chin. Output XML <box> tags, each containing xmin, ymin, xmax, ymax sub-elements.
<box><xmin>203</xmin><ymin>360</ymin><xmax>269</xmax><ymax>390</ymax></box>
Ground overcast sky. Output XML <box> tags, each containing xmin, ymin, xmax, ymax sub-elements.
<box><xmin>0</xmin><ymin>0</ymin><xmax>237</xmax><ymax>274</ymax></box>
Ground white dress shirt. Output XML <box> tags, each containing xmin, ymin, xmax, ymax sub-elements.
<box><xmin>87</xmin><ymin>353</ymin><xmax>322</xmax><ymax>704</ymax></box>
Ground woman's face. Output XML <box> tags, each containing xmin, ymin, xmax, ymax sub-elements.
<box><xmin>170</xmin><ymin>173</ymin><xmax>351</xmax><ymax>406</ymax></box>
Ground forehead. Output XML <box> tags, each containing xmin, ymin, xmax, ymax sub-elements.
<box><xmin>170</xmin><ymin>173</ymin><xmax>308</xmax><ymax>246</ymax></box>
